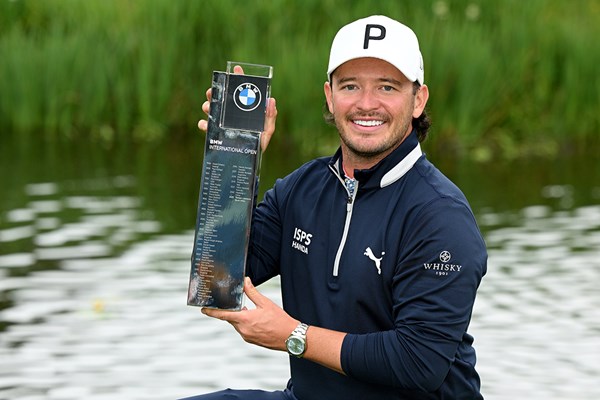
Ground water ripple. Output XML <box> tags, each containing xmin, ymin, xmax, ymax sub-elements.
<box><xmin>0</xmin><ymin>183</ymin><xmax>599</xmax><ymax>400</ymax></box>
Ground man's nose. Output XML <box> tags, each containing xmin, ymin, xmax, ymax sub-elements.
<box><xmin>355</xmin><ymin>89</ymin><xmax>380</xmax><ymax>111</ymax></box>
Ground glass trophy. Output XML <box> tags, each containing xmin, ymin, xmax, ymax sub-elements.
<box><xmin>187</xmin><ymin>62</ymin><xmax>272</xmax><ymax>310</ymax></box>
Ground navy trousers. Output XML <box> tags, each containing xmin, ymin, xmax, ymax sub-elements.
<box><xmin>179</xmin><ymin>388</ymin><xmax>296</xmax><ymax>400</ymax></box>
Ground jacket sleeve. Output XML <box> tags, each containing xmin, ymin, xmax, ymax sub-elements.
<box><xmin>340</xmin><ymin>198</ymin><xmax>487</xmax><ymax>392</ymax></box>
<box><xmin>245</xmin><ymin>182</ymin><xmax>284</xmax><ymax>285</ymax></box>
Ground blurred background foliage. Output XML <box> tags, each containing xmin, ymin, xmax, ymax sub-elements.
<box><xmin>0</xmin><ymin>0</ymin><xmax>598</xmax><ymax>161</ymax></box>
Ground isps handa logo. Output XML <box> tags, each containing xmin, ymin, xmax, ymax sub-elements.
<box><xmin>423</xmin><ymin>251</ymin><xmax>463</xmax><ymax>277</ymax></box>
<box><xmin>291</xmin><ymin>227</ymin><xmax>312</xmax><ymax>255</ymax></box>
<box><xmin>233</xmin><ymin>82</ymin><xmax>262</xmax><ymax>112</ymax></box>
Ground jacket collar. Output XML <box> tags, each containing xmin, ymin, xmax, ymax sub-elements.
<box><xmin>328</xmin><ymin>130</ymin><xmax>423</xmax><ymax>190</ymax></box>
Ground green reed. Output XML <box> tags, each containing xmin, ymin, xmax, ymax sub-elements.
<box><xmin>0</xmin><ymin>0</ymin><xmax>598</xmax><ymax>160</ymax></box>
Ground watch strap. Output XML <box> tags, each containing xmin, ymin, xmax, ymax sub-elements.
<box><xmin>292</xmin><ymin>322</ymin><xmax>309</xmax><ymax>337</ymax></box>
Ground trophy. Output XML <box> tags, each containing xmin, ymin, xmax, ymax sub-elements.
<box><xmin>187</xmin><ymin>62</ymin><xmax>272</xmax><ymax>310</ymax></box>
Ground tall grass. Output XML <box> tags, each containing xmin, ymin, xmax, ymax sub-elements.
<box><xmin>0</xmin><ymin>0</ymin><xmax>598</xmax><ymax>160</ymax></box>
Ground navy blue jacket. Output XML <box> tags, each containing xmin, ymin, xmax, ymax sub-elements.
<box><xmin>247</xmin><ymin>131</ymin><xmax>487</xmax><ymax>400</ymax></box>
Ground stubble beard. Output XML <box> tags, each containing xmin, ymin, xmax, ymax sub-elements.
<box><xmin>334</xmin><ymin>111</ymin><xmax>413</xmax><ymax>162</ymax></box>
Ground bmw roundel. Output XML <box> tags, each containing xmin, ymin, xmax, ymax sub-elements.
<box><xmin>233</xmin><ymin>82</ymin><xmax>262</xmax><ymax>112</ymax></box>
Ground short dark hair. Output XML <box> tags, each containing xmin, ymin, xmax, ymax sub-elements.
<box><xmin>323</xmin><ymin>82</ymin><xmax>431</xmax><ymax>142</ymax></box>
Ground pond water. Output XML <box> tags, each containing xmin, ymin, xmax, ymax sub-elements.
<box><xmin>0</xmin><ymin>135</ymin><xmax>599</xmax><ymax>400</ymax></box>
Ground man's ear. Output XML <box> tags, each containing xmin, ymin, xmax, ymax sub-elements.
<box><xmin>324</xmin><ymin>81</ymin><xmax>334</xmax><ymax>114</ymax></box>
<box><xmin>413</xmin><ymin>84</ymin><xmax>429</xmax><ymax>118</ymax></box>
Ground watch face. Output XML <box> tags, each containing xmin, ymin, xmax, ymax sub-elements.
<box><xmin>287</xmin><ymin>337</ymin><xmax>305</xmax><ymax>356</ymax></box>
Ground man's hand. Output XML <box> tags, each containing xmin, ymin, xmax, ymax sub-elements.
<box><xmin>201</xmin><ymin>277</ymin><xmax>297</xmax><ymax>352</ymax></box>
<box><xmin>203</xmin><ymin>277</ymin><xmax>347</xmax><ymax>374</ymax></box>
<box><xmin>197</xmin><ymin>65</ymin><xmax>277</xmax><ymax>152</ymax></box>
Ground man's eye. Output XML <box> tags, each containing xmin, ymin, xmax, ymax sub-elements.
<box><xmin>342</xmin><ymin>84</ymin><xmax>357</xmax><ymax>91</ymax></box>
<box><xmin>382</xmin><ymin>85</ymin><xmax>395</xmax><ymax>92</ymax></box>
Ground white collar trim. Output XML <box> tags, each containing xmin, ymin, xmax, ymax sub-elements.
<box><xmin>380</xmin><ymin>143</ymin><xmax>422</xmax><ymax>188</ymax></box>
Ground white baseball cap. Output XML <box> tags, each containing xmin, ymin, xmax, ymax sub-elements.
<box><xmin>327</xmin><ymin>15</ymin><xmax>424</xmax><ymax>85</ymax></box>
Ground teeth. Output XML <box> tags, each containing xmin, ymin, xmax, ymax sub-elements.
<box><xmin>354</xmin><ymin>120</ymin><xmax>384</xmax><ymax>127</ymax></box>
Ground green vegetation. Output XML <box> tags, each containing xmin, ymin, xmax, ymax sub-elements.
<box><xmin>1</xmin><ymin>0</ymin><xmax>598</xmax><ymax>160</ymax></box>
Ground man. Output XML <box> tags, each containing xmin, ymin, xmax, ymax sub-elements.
<box><xmin>184</xmin><ymin>15</ymin><xmax>487</xmax><ymax>400</ymax></box>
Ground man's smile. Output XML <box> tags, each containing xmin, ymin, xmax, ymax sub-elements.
<box><xmin>353</xmin><ymin>119</ymin><xmax>385</xmax><ymax>127</ymax></box>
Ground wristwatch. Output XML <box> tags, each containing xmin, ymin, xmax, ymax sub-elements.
<box><xmin>285</xmin><ymin>322</ymin><xmax>309</xmax><ymax>358</ymax></box>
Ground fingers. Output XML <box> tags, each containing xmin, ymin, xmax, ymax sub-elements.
<box><xmin>199</xmin><ymin>278</ymin><xmax>263</xmax><ymax>323</ymax></box>
<box><xmin>200</xmin><ymin>278</ymin><xmax>258</xmax><ymax>321</ymax></box>
<box><xmin>260</xmin><ymin>98</ymin><xmax>277</xmax><ymax>152</ymax></box>
<box><xmin>201</xmin><ymin>307</ymin><xmax>239</xmax><ymax>323</ymax></box>
<box><xmin>243</xmin><ymin>277</ymin><xmax>267</xmax><ymax>308</ymax></box>
<box><xmin>198</xmin><ymin>88</ymin><xmax>212</xmax><ymax>133</ymax></box>
<box><xmin>202</xmin><ymin>88</ymin><xmax>212</xmax><ymax>115</ymax></box>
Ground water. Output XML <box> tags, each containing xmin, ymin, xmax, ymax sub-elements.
<box><xmin>0</xmin><ymin>178</ymin><xmax>290</xmax><ymax>400</ymax></box>
<box><xmin>0</xmin><ymin>138</ymin><xmax>599</xmax><ymax>399</ymax></box>
<box><xmin>472</xmin><ymin>205</ymin><xmax>600</xmax><ymax>399</ymax></box>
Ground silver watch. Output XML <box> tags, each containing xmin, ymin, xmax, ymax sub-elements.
<box><xmin>285</xmin><ymin>322</ymin><xmax>309</xmax><ymax>358</ymax></box>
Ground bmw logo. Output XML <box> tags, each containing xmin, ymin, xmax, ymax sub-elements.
<box><xmin>233</xmin><ymin>82</ymin><xmax>262</xmax><ymax>112</ymax></box>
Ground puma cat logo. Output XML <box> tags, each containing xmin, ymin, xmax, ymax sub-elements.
<box><xmin>364</xmin><ymin>247</ymin><xmax>385</xmax><ymax>275</ymax></box>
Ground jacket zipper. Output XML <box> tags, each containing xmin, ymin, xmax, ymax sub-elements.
<box><xmin>332</xmin><ymin>174</ymin><xmax>357</xmax><ymax>277</ymax></box>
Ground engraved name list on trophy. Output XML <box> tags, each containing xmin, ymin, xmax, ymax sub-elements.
<box><xmin>187</xmin><ymin>62</ymin><xmax>272</xmax><ymax>310</ymax></box>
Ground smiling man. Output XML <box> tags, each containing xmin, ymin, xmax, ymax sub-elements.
<box><xmin>184</xmin><ymin>15</ymin><xmax>487</xmax><ymax>400</ymax></box>
<box><xmin>325</xmin><ymin>56</ymin><xmax>428</xmax><ymax>172</ymax></box>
